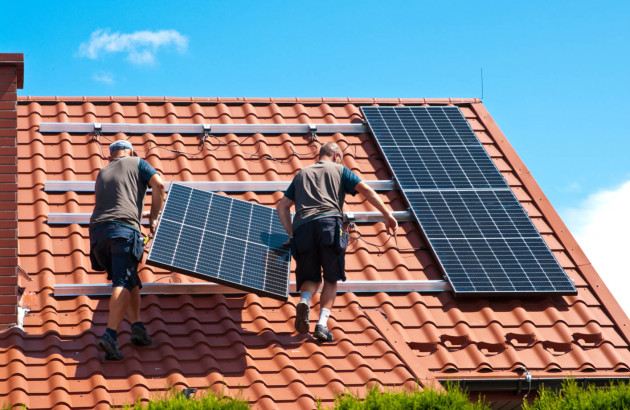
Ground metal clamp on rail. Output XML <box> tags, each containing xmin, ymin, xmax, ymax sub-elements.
<box><xmin>344</xmin><ymin>212</ymin><xmax>356</xmax><ymax>223</ymax></box>
<box><xmin>202</xmin><ymin>124</ymin><xmax>211</xmax><ymax>140</ymax></box>
<box><xmin>308</xmin><ymin>124</ymin><xmax>317</xmax><ymax>142</ymax></box>
<box><xmin>94</xmin><ymin>123</ymin><xmax>102</xmax><ymax>136</ymax></box>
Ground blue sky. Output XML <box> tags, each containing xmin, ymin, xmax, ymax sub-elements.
<box><xmin>2</xmin><ymin>1</ymin><xmax>630</xmax><ymax>309</ymax></box>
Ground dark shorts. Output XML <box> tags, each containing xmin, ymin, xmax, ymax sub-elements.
<box><xmin>291</xmin><ymin>217</ymin><xmax>349</xmax><ymax>291</ymax></box>
<box><xmin>89</xmin><ymin>223</ymin><xmax>144</xmax><ymax>290</ymax></box>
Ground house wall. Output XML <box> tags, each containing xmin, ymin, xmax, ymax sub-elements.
<box><xmin>0</xmin><ymin>53</ymin><xmax>23</xmax><ymax>327</ymax></box>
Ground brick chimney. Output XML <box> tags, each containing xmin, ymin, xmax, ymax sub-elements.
<box><xmin>0</xmin><ymin>54</ymin><xmax>23</xmax><ymax>328</ymax></box>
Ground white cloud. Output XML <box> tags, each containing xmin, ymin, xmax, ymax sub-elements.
<box><xmin>93</xmin><ymin>71</ymin><xmax>115</xmax><ymax>84</ymax></box>
<box><xmin>562</xmin><ymin>180</ymin><xmax>630</xmax><ymax>317</ymax></box>
<box><xmin>79</xmin><ymin>29</ymin><xmax>188</xmax><ymax>65</ymax></box>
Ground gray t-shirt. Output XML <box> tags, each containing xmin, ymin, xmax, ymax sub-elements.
<box><xmin>90</xmin><ymin>156</ymin><xmax>157</xmax><ymax>232</ymax></box>
<box><xmin>284</xmin><ymin>160</ymin><xmax>361</xmax><ymax>231</ymax></box>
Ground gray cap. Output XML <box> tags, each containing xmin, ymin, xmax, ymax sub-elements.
<box><xmin>109</xmin><ymin>139</ymin><xmax>134</xmax><ymax>153</ymax></box>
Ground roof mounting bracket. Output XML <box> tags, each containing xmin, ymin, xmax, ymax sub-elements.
<box><xmin>308</xmin><ymin>124</ymin><xmax>318</xmax><ymax>143</ymax></box>
<box><xmin>202</xmin><ymin>123</ymin><xmax>211</xmax><ymax>140</ymax></box>
<box><xmin>93</xmin><ymin>123</ymin><xmax>102</xmax><ymax>136</ymax></box>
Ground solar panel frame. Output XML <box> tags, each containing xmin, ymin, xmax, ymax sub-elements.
<box><xmin>146</xmin><ymin>183</ymin><xmax>291</xmax><ymax>301</ymax></box>
<box><xmin>362</xmin><ymin>105</ymin><xmax>576</xmax><ymax>295</ymax></box>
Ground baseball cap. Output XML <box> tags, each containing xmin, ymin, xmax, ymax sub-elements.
<box><xmin>109</xmin><ymin>139</ymin><xmax>134</xmax><ymax>153</ymax></box>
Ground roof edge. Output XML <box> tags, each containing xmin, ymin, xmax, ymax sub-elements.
<box><xmin>17</xmin><ymin>96</ymin><xmax>481</xmax><ymax>104</ymax></box>
<box><xmin>470</xmin><ymin>101</ymin><xmax>630</xmax><ymax>345</ymax></box>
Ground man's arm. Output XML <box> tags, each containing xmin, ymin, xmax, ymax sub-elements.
<box><xmin>148</xmin><ymin>173</ymin><xmax>166</xmax><ymax>234</ymax></box>
<box><xmin>354</xmin><ymin>181</ymin><xmax>398</xmax><ymax>235</ymax></box>
<box><xmin>276</xmin><ymin>196</ymin><xmax>294</xmax><ymax>237</ymax></box>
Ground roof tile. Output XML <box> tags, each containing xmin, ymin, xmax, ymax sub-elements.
<box><xmin>3</xmin><ymin>98</ymin><xmax>629</xmax><ymax>409</ymax></box>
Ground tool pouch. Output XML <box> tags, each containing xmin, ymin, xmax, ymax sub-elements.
<box><xmin>335</xmin><ymin>219</ymin><xmax>349</xmax><ymax>254</ymax></box>
<box><xmin>133</xmin><ymin>231</ymin><xmax>145</xmax><ymax>262</ymax></box>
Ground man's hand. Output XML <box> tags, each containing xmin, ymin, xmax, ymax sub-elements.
<box><xmin>148</xmin><ymin>173</ymin><xmax>166</xmax><ymax>235</ymax></box>
<box><xmin>384</xmin><ymin>212</ymin><xmax>398</xmax><ymax>236</ymax></box>
<box><xmin>149</xmin><ymin>215</ymin><xmax>159</xmax><ymax>234</ymax></box>
<box><xmin>355</xmin><ymin>181</ymin><xmax>398</xmax><ymax>236</ymax></box>
<box><xmin>276</xmin><ymin>196</ymin><xmax>294</xmax><ymax>237</ymax></box>
<box><xmin>142</xmin><ymin>210</ymin><xmax>159</xmax><ymax>234</ymax></box>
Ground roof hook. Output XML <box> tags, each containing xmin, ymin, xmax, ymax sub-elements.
<box><xmin>200</xmin><ymin>124</ymin><xmax>211</xmax><ymax>149</ymax></box>
<box><xmin>524</xmin><ymin>368</ymin><xmax>532</xmax><ymax>398</ymax></box>
<box><xmin>517</xmin><ymin>365</ymin><xmax>532</xmax><ymax>398</ymax></box>
<box><xmin>182</xmin><ymin>387</ymin><xmax>197</xmax><ymax>399</ymax></box>
<box><xmin>93</xmin><ymin>123</ymin><xmax>102</xmax><ymax>137</ymax></box>
<box><xmin>308</xmin><ymin>124</ymin><xmax>318</xmax><ymax>144</ymax></box>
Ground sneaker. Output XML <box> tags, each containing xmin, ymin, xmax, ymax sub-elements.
<box><xmin>131</xmin><ymin>324</ymin><xmax>152</xmax><ymax>346</ymax></box>
<box><xmin>98</xmin><ymin>332</ymin><xmax>123</xmax><ymax>360</ymax></box>
<box><xmin>295</xmin><ymin>300</ymin><xmax>310</xmax><ymax>334</ymax></box>
<box><xmin>313</xmin><ymin>324</ymin><xmax>333</xmax><ymax>342</ymax></box>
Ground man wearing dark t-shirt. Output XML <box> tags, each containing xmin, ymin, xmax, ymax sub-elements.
<box><xmin>277</xmin><ymin>142</ymin><xmax>398</xmax><ymax>342</ymax></box>
<box><xmin>90</xmin><ymin>140</ymin><xmax>165</xmax><ymax>360</ymax></box>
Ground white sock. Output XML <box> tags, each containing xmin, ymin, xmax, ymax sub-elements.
<box><xmin>300</xmin><ymin>291</ymin><xmax>311</xmax><ymax>304</ymax></box>
<box><xmin>317</xmin><ymin>308</ymin><xmax>331</xmax><ymax>328</ymax></box>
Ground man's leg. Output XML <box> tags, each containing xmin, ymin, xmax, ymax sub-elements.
<box><xmin>315</xmin><ymin>218</ymin><xmax>346</xmax><ymax>342</ymax></box>
<box><xmin>319</xmin><ymin>280</ymin><xmax>337</xmax><ymax>310</ymax></box>
<box><xmin>128</xmin><ymin>286</ymin><xmax>152</xmax><ymax>346</ymax></box>
<box><xmin>299</xmin><ymin>280</ymin><xmax>320</xmax><ymax>297</ymax></box>
<box><xmin>126</xmin><ymin>286</ymin><xmax>141</xmax><ymax>323</ymax></box>
<box><xmin>293</xmin><ymin>221</ymin><xmax>320</xmax><ymax>334</ymax></box>
<box><xmin>99</xmin><ymin>286</ymin><xmax>129</xmax><ymax>360</ymax></box>
<box><xmin>295</xmin><ymin>280</ymin><xmax>320</xmax><ymax>334</ymax></box>
<box><xmin>108</xmin><ymin>286</ymin><xmax>131</xmax><ymax>330</ymax></box>
<box><xmin>313</xmin><ymin>280</ymin><xmax>337</xmax><ymax>342</ymax></box>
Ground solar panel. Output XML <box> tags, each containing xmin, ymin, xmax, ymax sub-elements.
<box><xmin>362</xmin><ymin>106</ymin><xmax>576</xmax><ymax>295</ymax></box>
<box><xmin>381</xmin><ymin>144</ymin><xmax>506</xmax><ymax>190</ymax></box>
<box><xmin>146</xmin><ymin>183</ymin><xmax>291</xmax><ymax>301</ymax></box>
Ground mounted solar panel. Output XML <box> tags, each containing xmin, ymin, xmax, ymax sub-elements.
<box><xmin>146</xmin><ymin>183</ymin><xmax>291</xmax><ymax>301</ymax></box>
<box><xmin>362</xmin><ymin>106</ymin><xmax>576</xmax><ymax>295</ymax></box>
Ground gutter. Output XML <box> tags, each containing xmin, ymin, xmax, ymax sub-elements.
<box><xmin>442</xmin><ymin>376</ymin><xmax>630</xmax><ymax>396</ymax></box>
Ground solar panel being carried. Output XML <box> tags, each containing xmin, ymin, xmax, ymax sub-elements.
<box><xmin>362</xmin><ymin>106</ymin><xmax>576</xmax><ymax>295</ymax></box>
<box><xmin>146</xmin><ymin>183</ymin><xmax>291</xmax><ymax>301</ymax></box>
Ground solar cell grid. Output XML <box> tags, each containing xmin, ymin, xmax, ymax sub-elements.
<box><xmin>147</xmin><ymin>183</ymin><xmax>291</xmax><ymax>300</ymax></box>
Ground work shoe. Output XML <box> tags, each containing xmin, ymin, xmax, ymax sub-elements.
<box><xmin>313</xmin><ymin>324</ymin><xmax>333</xmax><ymax>343</ymax></box>
<box><xmin>131</xmin><ymin>323</ymin><xmax>152</xmax><ymax>346</ymax></box>
<box><xmin>295</xmin><ymin>300</ymin><xmax>310</xmax><ymax>334</ymax></box>
<box><xmin>98</xmin><ymin>332</ymin><xmax>123</xmax><ymax>360</ymax></box>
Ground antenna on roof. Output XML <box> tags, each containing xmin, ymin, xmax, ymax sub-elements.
<box><xmin>480</xmin><ymin>67</ymin><xmax>484</xmax><ymax>101</ymax></box>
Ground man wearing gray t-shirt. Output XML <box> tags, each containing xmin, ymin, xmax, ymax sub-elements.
<box><xmin>90</xmin><ymin>140</ymin><xmax>165</xmax><ymax>360</ymax></box>
<box><xmin>277</xmin><ymin>142</ymin><xmax>397</xmax><ymax>342</ymax></box>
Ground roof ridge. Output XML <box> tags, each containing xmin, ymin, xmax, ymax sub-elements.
<box><xmin>18</xmin><ymin>96</ymin><xmax>481</xmax><ymax>104</ymax></box>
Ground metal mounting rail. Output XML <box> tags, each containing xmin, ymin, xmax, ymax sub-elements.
<box><xmin>38</xmin><ymin>122</ymin><xmax>368</xmax><ymax>134</ymax></box>
<box><xmin>54</xmin><ymin>280</ymin><xmax>449</xmax><ymax>296</ymax></box>
<box><xmin>44</xmin><ymin>179</ymin><xmax>396</xmax><ymax>193</ymax></box>
<box><xmin>46</xmin><ymin>211</ymin><xmax>413</xmax><ymax>225</ymax></box>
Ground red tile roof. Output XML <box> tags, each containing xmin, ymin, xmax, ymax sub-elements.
<box><xmin>1</xmin><ymin>96</ymin><xmax>629</xmax><ymax>409</ymax></box>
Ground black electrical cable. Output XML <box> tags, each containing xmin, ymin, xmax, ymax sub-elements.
<box><xmin>345</xmin><ymin>221</ymin><xmax>425</xmax><ymax>254</ymax></box>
